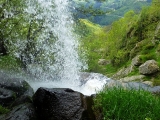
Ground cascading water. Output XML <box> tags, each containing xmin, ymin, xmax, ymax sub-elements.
<box><xmin>13</xmin><ymin>0</ymin><xmax>111</xmax><ymax>95</ymax></box>
<box><xmin>51</xmin><ymin>0</ymin><xmax>86</xmax><ymax>85</ymax></box>
<box><xmin>22</xmin><ymin>0</ymin><xmax>86</xmax><ymax>82</ymax></box>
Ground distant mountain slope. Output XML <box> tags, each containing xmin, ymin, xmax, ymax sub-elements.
<box><xmin>78</xmin><ymin>0</ymin><xmax>160</xmax><ymax>85</ymax></box>
<box><xmin>71</xmin><ymin>0</ymin><xmax>151</xmax><ymax>25</ymax></box>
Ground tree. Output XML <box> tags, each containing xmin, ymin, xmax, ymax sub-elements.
<box><xmin>0</xmin><ymin>0</ymin><xmax>26</xmax><ymax>55</ymax></box>
<box><xmin>0</xmin><ymin>0</ymin><xmax>49</xmax><ymax>66</ymax></box>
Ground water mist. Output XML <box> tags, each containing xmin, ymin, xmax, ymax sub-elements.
<box><xmin>14</xmin><ymin>0</ymin><xmax>110</xmax><ymax>95</ymax></box>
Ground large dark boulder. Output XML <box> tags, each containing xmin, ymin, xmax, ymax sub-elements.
<box><xmin>0</xmin><ymin>88</ymin><xmax>16</xmax><ymax>106</ymax></box>
<box><xmin>33</xmin><ymin>87</ymin><xmax>95</xmax><ymax>120</ymax></box>
<box><xmin>0</xmin><ymin>103</ymin><xmax>38</xmax><ymax>120</ymax></box>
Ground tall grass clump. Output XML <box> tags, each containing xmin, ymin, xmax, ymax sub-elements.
<box><xmin>94</xmin><ymin>87</ymin><xmax>160</xmax><ymax>120</ymax></box>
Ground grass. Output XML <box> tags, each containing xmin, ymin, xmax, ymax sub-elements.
<box><xmin>94</xmin><ymin>87</ymin><xmax>160</xmax><ymax>120</ymax></box>
<box><xmin>105</xmin><ymin>64</ymin><xmax>118</xmax><ymax>77</ymax></box>
<box><xmin>128</xmin><ymin>67</ymin><xmax>139</xmax><ymax>77</ymax></box>
<box><xmin>79</xmin><ymin>19</ymin><xmax>102</xmax><ymax>33</ymax></box>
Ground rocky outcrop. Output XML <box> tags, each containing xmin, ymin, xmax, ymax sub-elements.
<box><xmin>0</xmin><ymin>103</ymin><xmax>38</xmax><ymax>120</ymax></box>
<box><xmin>0</xmin><ymin>72</ymin><xmax>34</xmax><ymax>107</ymax></box>
<box><xmin>33</xmin><ymin>87</ymin><xmax>95</xmax><ymax>120</ymax></box>
<box><xmin>139</xmin><ymin>60</ymin><xmax>159</xmax><ymax>75</ymax></box>
<box><xmin>143</xmin><ymin>81</ymin><xmax>153</xmax><ymax>86</ymax></box>
<box><xmin>131</xmin><ymin>55</ymin><xmax>142</xmax><ymax>66</ymax></box>
<box><xmin>119</xmin><ymin>75</ymin><xmax>145</xmax><ymax>82</ymax></box>
<box><xmin>112</xmin><ymin>65</ymin><xmax>134</xmax><ymax>79</ymax></box>
<box><xmin>0</xmin><ymin>88</ymin><xmax>16</xmax><ymax>107</ymax></box>
<box><xmin>0</xmin><ymin>72</ymin><xmax>36</xmax><ymax>120</ymax></box>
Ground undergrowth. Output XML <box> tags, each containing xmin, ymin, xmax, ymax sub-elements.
<box><xmin>94</xmin><ymin>87</ymin><xmax>160</xmax><ymax>120</ymax></box>
<box><xmin>0</xmin><ymin>55</ymin><xmax>22</xmax><ymax>71</ymax></box>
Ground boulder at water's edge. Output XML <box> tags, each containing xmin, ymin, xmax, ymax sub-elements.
<box><xmin>33</xmin><ymin>87</ymin><xmax>95</xmax><ymax>120</ymax></box>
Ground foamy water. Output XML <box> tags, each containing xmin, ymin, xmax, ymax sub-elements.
<box><xmin>28</xmin><ymin>73</ymin><xmax>112</xmax><ymax>95</ymax></box>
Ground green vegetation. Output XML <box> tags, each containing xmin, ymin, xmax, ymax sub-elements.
<box><xmin>0</xmin><ymin>56</ymin><xmax>23</xmax><ymax>71</ymax></box>
<box><xmin>0</xmin><ymin>105</ymin><xmax>9</xmax><ymax>114</ymax></box>
<box><xmin>77</xmin><ymin>19</ymin><xmax>108</xmax><ymax>73</ymax></box>
<box><xmin>94</xmin><ymin>87</ymin><xmax>160</xmax><ymax>120</ymax></box>
<box><xmin>72</xmin><ymin>0</ymin><xmax>151</xmax><ymax>25</ymax></box>
<box><xmin>1</xmin><ymin>0</ymin><xmax>160</xmax><ymax>119</ymax></box>
<box><xmin>0</xmin><ymin>0</ymin><xmax>56</xmax><ymax>70</ymax></box>
<box><xmin>79</xmin><ymin>0</ymin><xmax>160</xmax><ymax>85</ymax></box>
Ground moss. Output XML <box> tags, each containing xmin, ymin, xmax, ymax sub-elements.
<box><xmin>157</xmin><ymin>44</ymin><xmax>160</xmax><ymax>51</ymax></box>
<box><xmin>0</xmin><ymin>105</ymin><xmax>9</xmax><ymax>114</ymax></box>
<box><xmin>153</xmin><ymin>80</ymin><xmax>160</xmax><ymax>86</ymax></box>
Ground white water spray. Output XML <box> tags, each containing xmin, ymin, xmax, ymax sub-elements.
<box><xmin>52</xmin><ymin>0</ymin><xmax>85</xmax><ymax>85</ymax></box>
<box><xmin>13</xmin><ymin>0</ymin><xmax>110</xmax><ymax>95</ymax></box>
<box><xmin>22</xmin><ymin>0</ymin><xmax>87</xmax><ymax>84</ymax></box>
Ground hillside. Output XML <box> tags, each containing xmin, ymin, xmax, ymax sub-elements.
<box><xmin>79</xmin><ymin>0</ymin><xmax>160</xmax><ymax>85</ymax></box>
<box><xmin>71</xmin><ymin>0</ymin><xmax>151</xmax><ymax>25</ymax></box>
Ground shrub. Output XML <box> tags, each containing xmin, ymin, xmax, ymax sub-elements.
<box><xmin>94</xmin><ymin>87</ymin><xmax>160</xmax><ymax>120</ymax></box>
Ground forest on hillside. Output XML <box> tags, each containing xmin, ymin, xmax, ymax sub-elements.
<box><xmin>71</xmin><ymin>0</ymin><xmax>151</xmax><ymax>25</ymax></box>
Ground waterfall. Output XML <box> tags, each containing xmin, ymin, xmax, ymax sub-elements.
<box><xmin>16</xmin><ymin>0</ymin><xmax>87</xmax><ymax>86</ymax></box>
<box><xmin>51</xmin><ymin>0</ymin><xmax>85</xmax><ymax>85</ymax></box>
<box><xmin>10</xmin><ymin>0</ymin><xmax>110</xmax><ymax>95</ymax></box>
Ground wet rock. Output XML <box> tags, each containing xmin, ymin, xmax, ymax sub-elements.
<box><xmin>0</xmin><ymin>77</ymin><xmax>33</xmax><ymax>97</ymax></box>
<box><xmin>33</xmin><ymin>87</ymin><xmax>95</xmax><ymax>120</ymax></box>
<box><xmin>11</xmin><ymin>95</ymin><xmax>32</xmax><ymax>108</ymax></box>
<box><xmin>0</xmin><ymin>88</ymin><xmax>16</xmax><ymax>106</ymax></box>
<box><xmin>126</xmin><ymin>82</ymin><xmax>151</xmax><ymax>90</ymax></box>
<box><xmin>79</xmin><ymin>72</ymin><xmax>111</xmax><ymax>87</ymax></box>
<box><xmin>139</xmin><ymin>60</ymin><xmax>159</xmax><ymax>75</ymax></box>
<box><xmin>0</xmin><ymin>72</ymin><xmax>34</xmax><ymax>107</ymax></box>
<box><xmin>91</xmin><ymin>94</ymin><xmax>103</xmax><ymax>120</ymax></box>
<box><xmin>150</xmin><ymin>86</ymin><xmax>160</xmax><ymax>95</ymax></box>
<box><xmin>0</xmin><ymin>103</ymin><xmax>38</xmax><ymax>120</ymax></box>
